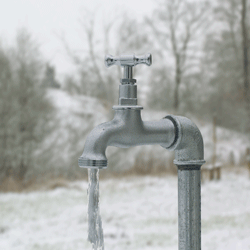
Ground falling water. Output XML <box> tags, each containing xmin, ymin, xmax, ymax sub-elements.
<box><xmin>87</xmin><ymin>168</ymin><xmax>104</xmax><ymax>250</ymax></box>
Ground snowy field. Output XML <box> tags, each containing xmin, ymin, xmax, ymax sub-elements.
<box><xmin>0</xmin><ymin>168</ymin><xmax>250</xmax><ymax>250</ymax></box>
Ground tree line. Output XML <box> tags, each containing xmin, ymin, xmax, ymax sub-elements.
<box><xmin>0</xmin><ymin>29</ymin><xmax>55</xmax><ymax>185</ymax></box>
<box><xmin>0</xmin><ymin>0</ymin><xmax>249</xmax><ymax>188</ymax></box>
<box><xmin>62</xmin><ymin>0</ymin><xmax>250</xmax><ymax>132</ymax></box>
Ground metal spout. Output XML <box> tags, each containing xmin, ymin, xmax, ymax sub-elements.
<box><xmin>78</xmin><ymin>108</ymin><xmax>176</xmax><ymax>169</ymax></box>
<box><xmin>79</xmin><ymin>111</ymin><xmax>205</xmax><ymax>169</ymax></box>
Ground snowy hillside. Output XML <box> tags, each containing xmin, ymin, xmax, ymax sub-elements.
<box><xmin>0</xmin><ymin>169</ymin><xmax>249</xmax><ymax>250</ymax></box>
<box><xmin>45</xmin><ymin>89</ymin><xmax>249</xmax><ymax>170</ymax></box>
<box><xmin>41</xmin><ymin>89</ymin><xmax>109</xmax><ymax>169</ymax></box>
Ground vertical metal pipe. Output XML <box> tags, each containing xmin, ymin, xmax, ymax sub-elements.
<box><xmin>177</xmin><ymin>165</ymin><xmax>201</xmax><ymax>250</ymax></box>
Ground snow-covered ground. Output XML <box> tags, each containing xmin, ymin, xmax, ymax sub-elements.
<box><xmin>0</xmin><ymin>168</ymin><xmax>249</xmax><ymax>250</ymax></box>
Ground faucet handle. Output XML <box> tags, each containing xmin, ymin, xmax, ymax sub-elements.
<box><xmin>105</xmin><ymin>53</ymin><xmax>152</xmax><ymax>68</ymax></box>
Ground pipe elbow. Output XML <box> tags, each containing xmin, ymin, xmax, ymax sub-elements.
<box><xmin>78</xmin><ymin>119</ymin><xmax>121</xmax><ymax>169</ymax></box>
<box><xmin>165</xmin><ymin>115</ymin><xmax>205</xmax><ymax>166</ymax></box>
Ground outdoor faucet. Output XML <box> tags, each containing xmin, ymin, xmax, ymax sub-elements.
<box><xmin>79</xmin><ymin>53</ymin><xmax>205</xmax><ymax>250</ymax></box>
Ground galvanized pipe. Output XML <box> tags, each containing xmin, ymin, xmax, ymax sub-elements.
<box><xmin>177</xmin><ymin>165</ymin><xmax>201</xmax><ymax>250</ymax></box>
<box><xmin>80</xmin><ymin>53</ymin><xmax>205</xmax><ymax>250</ymax></box>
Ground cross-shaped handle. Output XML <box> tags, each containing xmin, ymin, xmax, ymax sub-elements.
<box><xmin>105</xmin><ymin>53</ymin><xmax>152</xmax><ymax>68</ymax></box>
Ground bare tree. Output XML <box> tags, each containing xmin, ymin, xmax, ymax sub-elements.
<box><xmin>0</xmin><ymin>29</ymin><xmax>54</xmax><ymax>184</ymax></box>
<box><xmin>116</xmin><ymin>13</ymin><xmax>152</xmax><ymax>54</ymax></box>
<box><xmin>0</xmin><ymin>47</ymin><xmax>13</xmax><ymax>179</ymax></box>
<box><xmin>214</xmin><ymin>0</ymin><xmax>241</xmax><ymax>63</ymax></box>
<box><xmin>241</xmin><ymin>0</ymin><xmax>250</xmax><ymax>132</ymax></box>
<box><xmin>193</xmin><ymin>0</ymin><xmax>250</xmax><ymax>131</ymax></box>
<box><xmin>241</xmin><ymin>0</ymin><xmax>249</xmax><ymax>98</ymax></box>
<box><xmin>58</xmin><ymin>10</ymin><xmax>117</xmax><ymax>105</ymax></box>
<box><xmin>79</xmin><ymin>11</ymin><xmax>109</xmax><ymax>99</ymax></box>
<box><xmin>59</xmin><ymin>10</ymin><xmax>152</xmax><ymax>108</ymax></box>
<box><xmin>146</xmin><ymin>0</ymin><xmax>210</xmax><ymax>112</ymax></box>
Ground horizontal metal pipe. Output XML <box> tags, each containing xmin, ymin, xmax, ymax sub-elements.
<box><xmin>79</xmin><ymin>109</ymin><xmax>176</xmax><ymax>168</ymax></box>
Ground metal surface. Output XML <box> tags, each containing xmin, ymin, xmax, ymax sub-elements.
<box><xmin>105</xmin><ymin>53</ymin><xmax>152</xmax><ymax>85</ymax></box>
<box><xmin>105</xmin><ymin>53</ymin><xmax>152</xmax><ymax>67</ymax></box>
<box><xmin>79</xmin><ymin>109</ymin><xmax>176</xmax><ymax>168</ymax></box>
<box><xmin>119</xmin><ymin>84</ymin><xmax>137</xmax><ymax>105</ymax></box>
<box><xmin>78</xmin><ymin>112</ymin><xmax>205</xmax><ymax>169</ymax></box>
<box><xmin>178</xmin><ymin>165</ymin><xmax>201</xmax><ymax>250</ymax></box>
<box><xmin>124</xmin><ymin>66</ymin><xmax>133</xmax><ymax>79</ymax></box>
<box><xmin>164</xmin><ymin>115</ymin><xmax>205</xmax><ymax>166</ymax></box>
<box><xmin>79</xmin><ymin>53</ymin><xmax>205</xmax><ymax>250</ymax></box>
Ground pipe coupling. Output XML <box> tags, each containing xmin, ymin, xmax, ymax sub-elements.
<box><xmin>78</xmin><ymin>158</ymin><xmax>108</xmax><ymax>169</ymax></box>
<box><xmin>163</xmin><ymin>115</ymin><xmax>205</xmax><ymax>166</ymax></box>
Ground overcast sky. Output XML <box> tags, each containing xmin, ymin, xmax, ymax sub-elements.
<box><xmin>0</xmin><ymin>0</ymin><xmax>155</xmax><ymax>80</ymax></box>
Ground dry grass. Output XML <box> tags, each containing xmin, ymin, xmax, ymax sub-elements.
<box><xmin>2</xmin><ymin>165</ymin><xmax>248</xmax><ymax>193</ymax></box>
<box><xmin>0</xmin><ymin>177</ymin><xmax>24</xmax><ymax>193</ymax></box>
<box><xmin>126</xmin><ymin>151</ymin><xmax>177</xmax><ymax>176</ymax></box>
<box><xmin>0</xmin><ymin>176</ymin><xmax>72</xmax><ymax>193</ymax></box>
<box><xmin>0</xmin><ymin>168</ymin><xmax>89</xmax><ymax>193</ymax></box>
<box><xmin>44</xmin><ymin>178</ymin><xmax>69</xmax><ymax>190</ymax></box>
<box><xmin>100</xmin><ymin>151</ymin><xmax>177</xmax><ymax>179</ymax></box>
<box><xmin>2</xmin><ymin>151</ymin><xmax>208</xmax><ymax>192</ymax></box>
<box><xmin>223</xmin><ymin>164</ymin><xmax>249</xmax><ymax>175</ymax></box>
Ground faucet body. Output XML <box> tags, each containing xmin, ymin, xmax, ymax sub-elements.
<box><xmin>79</xmin><ymin>53</ymin><xmax>205</xmax><ymax>250</ymax></box>
<box><xmin>79</xmin><ymin>107</ymin><xmax>205</xmax><ymax>169</ymax></box>
<box><xmin>79</xmin><ymin>107</ymin><xmax>176</xmax><ymax>168</ymax></box>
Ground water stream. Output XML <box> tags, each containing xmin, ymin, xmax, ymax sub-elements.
<box><xmin>87</xmin><ymin>168</ymin><xmax>105</xmax><ymax>250</ymax></box>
